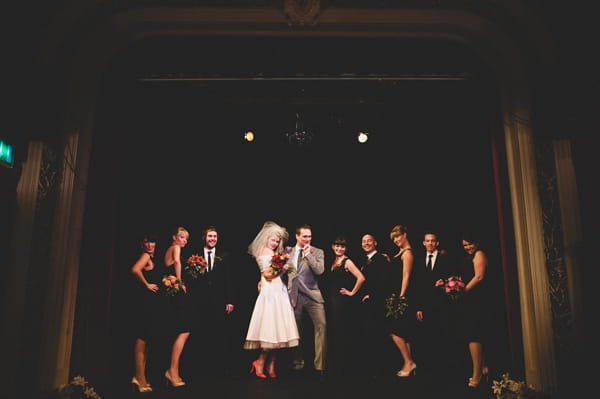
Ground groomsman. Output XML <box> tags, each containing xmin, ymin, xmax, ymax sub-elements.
<box><xmin>188</xmin><ymin>226</ymin><xmax>236</xmax><ymax>378</ymax></box>
<box><xmin>357</xmin><ymin>233</ymin><xmax>391</xmax><ymax>377</ymax></box>
<box><xmin>413</xmin><ymin>231</ymin><xmax>456</xmax><ymax>388</ymax></box>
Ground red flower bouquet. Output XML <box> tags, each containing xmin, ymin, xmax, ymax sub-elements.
<box><xmin>264</xmin><ymin>251</ymin><xmax>294</xmax><ymax>280</ymax></box>
<box><xmin>185</xmin><ymin>254</ymin><xmax>208</xmax><ymax>278</ymax></box>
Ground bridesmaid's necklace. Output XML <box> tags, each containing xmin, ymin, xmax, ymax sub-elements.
<box><xmin>333</xmin><ymin>256</ymin><xmax>346</xmax><ymax>268</ymax></box>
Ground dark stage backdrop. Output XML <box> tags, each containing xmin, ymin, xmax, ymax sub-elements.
<box><xmin>105</xmin><ymin>80</ymin><xmax>501</xmax><ymax>257</ymax></box>
<box><xmin>86</xmin><ymin>65</ymin><xmax>512</xmax><ymax>386</ymax></box>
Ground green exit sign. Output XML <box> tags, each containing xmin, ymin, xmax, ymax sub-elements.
<box><xmin>0</xmin><ymin>139</ymin><xmax>14</xmax><ymax>168</ymax></box>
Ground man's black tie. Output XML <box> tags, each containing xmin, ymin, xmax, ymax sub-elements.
<box><xmin>207</xmin><ymin>250</ymin><xmax>212</xmax><ymax>272</ymax></box>
<box><xmin>297</xmin><ymin>249</ymin><xmax>303</xmax><ymax>268</ymax></box>
<box><xmin>427</xmin><ymin>254</ymin><xmax>433</xmax><ymax>271</ymax></box>
<box><xmin>362</xmin><ymin>255</ymin><xmax>369</xmax><ymax>271</ymax></box>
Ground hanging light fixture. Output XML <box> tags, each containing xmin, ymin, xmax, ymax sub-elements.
<box><xmin>286</xmin><ymin>113</ymin><xmax>313</xmax><ymax>147</ymax></box>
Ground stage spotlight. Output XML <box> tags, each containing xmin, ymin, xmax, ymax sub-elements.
<box><xmin>244</xmin><ymin>130</ymin><xmax>255</xmax><ymax>142</ymax></box>
<box><xmin>357</xmin><ymin>131</ymin><xmax>369</xmax><ymax>143</ymax></box>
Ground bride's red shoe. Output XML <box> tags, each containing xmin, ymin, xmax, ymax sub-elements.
<box><xmin>267</xmin><ymin>361</ymin><xmax>277</xmax><ymax>378</ymax></box>
<box><xmin>250</xmin><ymin>360</ymin><xmax>267</xmax><ymax>379</ymax></box>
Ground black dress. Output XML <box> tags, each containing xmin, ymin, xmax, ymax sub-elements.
<box><xmin>133</xmin><ymin>253</ymin><xmax>168</xmax><ymax>341</ymax></box>
<box><xmin>386</xmin><ymin>248</ymin><xmax>415</xmax><ymax>341</ymax></box>
<box><xmin>328</xmin><ymin>258</ymin><xmax>361</xmax><ymax>375</ymax></box>
<box><xmin>165</xmin><ymin>262</ymin><xmax>192</xmax><ymax>334</ymax></box>
<box><xmin>456</xmin><ymin>249</ymin><xmax>490</xmax><ymax>343</ymax></box>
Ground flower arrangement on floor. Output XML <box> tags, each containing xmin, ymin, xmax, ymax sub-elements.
<box><xmin>263</xmin><ymin>251</ymin><xmax>294</xmax><ymax>280</ymax></box>
<box><xmin>185</xmin><ymin>253</ymin><xmax>208</xmax><ymax>278</ymax></box>
<box><xmin>53</xmin><ymin>375</ymin><xmax>101</xmax><ymax>399</ymax></box>
<box><xmin>439</xmin><ymin>275</ymin><xmax>466</xmax><ymax>301</ymax></box>
<box><xmin>492</xmin><ymin>372</ymin><xmax>545</xmax><ymax>399</ymax></box>
<box><xmin>384</xmin><ymin>293</ymin><xmax>408</xmax><ymax>319</ymax></box>
<box><xmin>162</xmin><ymin>274</ymin><xmax>184</xmax><ymax>296</ymax></box>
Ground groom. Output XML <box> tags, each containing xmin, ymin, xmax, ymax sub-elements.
<box><xmin>287</xmin><ymin>223</ymin><xmax>327</xmax><ymax>379</ymax></box>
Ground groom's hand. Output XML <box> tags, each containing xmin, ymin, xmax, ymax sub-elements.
<box><xmin>302</xmin><ymin>244</ymin><xmax>311</xmax><ymax>254</ymax></box>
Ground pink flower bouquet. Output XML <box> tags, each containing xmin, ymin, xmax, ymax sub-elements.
<box><xmin>441</xmin><ymin>275</ymin><xmax>466</xmax><ymax>301</ymax></box>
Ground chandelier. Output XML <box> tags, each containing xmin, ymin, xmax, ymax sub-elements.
<box><xmin>286</xmin><ymin>113</ymin><xmax>313</xmax><ymax>147</ymax></box>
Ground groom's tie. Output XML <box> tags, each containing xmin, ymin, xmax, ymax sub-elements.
<box><xmin>207</xmin><ymin>250</ymin><xmax>212</xmax><ymax>272</ymax></box>
<box><xmin>296</xmin><ymin>249</ymin><xmax>303</xmax><ymax>269</ymax></box>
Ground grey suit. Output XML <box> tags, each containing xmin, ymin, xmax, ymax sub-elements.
<box><xmin>287</xmin><ymin>245</ymin><xmax>327</xmax><ymax>371</ymax></box>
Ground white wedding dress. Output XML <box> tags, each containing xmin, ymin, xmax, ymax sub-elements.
<box><xmin>243</xmin><ymin>255</ymin><xmax>299</xmax><ymax>349</ymax></box>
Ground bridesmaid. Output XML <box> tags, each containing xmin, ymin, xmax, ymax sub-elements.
<box><xmin>387</xmin><ymin>225</ymin><xmax>418</xmax><ymax>377</ymax></box>
<box><xmin>163</xmin><ymin>226</ymin><xmax>191</xmax><ymax>387</ymax></box>
<box><xmin>458</xmin><ymin>232</ymin><xmax>491</xmax><ymax>388</ymax></box>
<box><xmin>327</xmin><ymin>235</ymin><xmax>365</xmax><ymax>377</ymax></box>
<box><xmin>130</xmin><ymin>233</ymin><xmax>161</xmax><ymax>393</ymax></box>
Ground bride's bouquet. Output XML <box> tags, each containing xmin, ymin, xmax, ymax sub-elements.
<box><xmin>264</xmin><ymin>251</ymin><xmax>294</xmax><ymax>280</ymax></box>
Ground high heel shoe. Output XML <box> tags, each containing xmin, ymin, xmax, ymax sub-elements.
<box><xmin>164</xmin><ymin>370</ymin><xmax>186</xmax><ymax>387</ymax></box>
<box><xmin>250</xmin><ymin>360</ymin><xmax>267</xmax><ymax>379</ymax></box>
<box><xmin>468</xmin><ymin>376</ymin><xmax>482</xmax><ymax>388</ymax></box>
<box><xmin>131</xmin><ymin>376</ymin><xmax>152</xmax><ymax>392</ymax></box>
<box><xmin>396</xmin><ymin>363</ymin><xmax>417</xmax><ymax>377</ymax></box>
<box><xmin>267</xmin><ymin>362</ymin><xmax>277</xmax><ymax>378</ymax></box>
<box><xmin>482</xmin><ymin>365</ymin><xmax>490</xmax><ymax>383</ymax></box>
<box><xmin>468</xmin><ymin>366</ymin><xmax>488</xmax><ymax>388</ymax></box>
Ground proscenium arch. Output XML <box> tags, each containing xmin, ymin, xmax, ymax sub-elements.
<box><xmin>35</xmin><ymin>5</ymin><xmax>555</xmax><ymax>395</ymax></box>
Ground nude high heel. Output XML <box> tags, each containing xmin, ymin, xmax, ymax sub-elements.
<box><xmin>164</xmin><ymin>370</ymin><xmax>186</xmax><ymax>387</ymax></box>
<box><xmin>468</xmin><ymin>366</ymin><xmax>489</xmax><ymax>388</ymax></box>
<box><xmin>131</xmin><ymin>376</ymin><xmax>152</xmax><ymax>392</ymax></box>
<box><xmin>396</xmin><ymin>363</ymin><xmax>417</xmax><ymax>377</ymax></box>
<box><xmin>468</xmin><ymin>376</ymin><xmax>482</xmax><ymax>388</ymax></box>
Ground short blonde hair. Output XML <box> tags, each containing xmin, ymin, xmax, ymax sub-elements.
<box><xmin>390</xmin><ymin>224</ymin><xmax>408</xmax><ymax>240</ymax></box>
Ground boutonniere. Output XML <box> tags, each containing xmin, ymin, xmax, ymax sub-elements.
<box><xmin>439</xmin><ymin>249</ymin><xmax>446</xmax><ymax>255</ymax></box>
<box><xmin>214</xmin><ymin>255</ymin><xmax>223</xmax><ymax>262</ymax></box>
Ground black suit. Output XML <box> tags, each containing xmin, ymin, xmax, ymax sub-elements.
<box><xmin>412</xmin><ymin>250</ymin><xmax>457</xmax><ymax>385</ymax></box>
<box><xmin>186</xmin><ymin>248</ymin><xmax>235</xmax><ymax>378</ymax></box>
<box><xmin>357</xmin><ymin>251</ymin><xmax>391</xmax><ymax>375</ymax></box>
